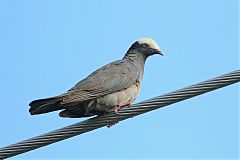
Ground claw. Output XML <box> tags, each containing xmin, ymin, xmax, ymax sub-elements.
<box><xmin>107</xmin><ymin>122</ymin><xmax>118</xmax><ymax>128</ymax></box>
<box><xmin>107</xmin><ymin>103</ymin><xmax>131</xmax><ymax>128</ymax></box>
<box><xmin>114</xmin><ymin>103</ymin><xmax>131</xmax><ymax>114</ymax></box>
<box><xmin>114</xmin><ymin>105</ymin><xmax>121</xmax><ymax>114</ymax></box>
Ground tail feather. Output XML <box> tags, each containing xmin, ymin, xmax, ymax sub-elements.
<box><xmin>59</xmin><ymin>105</ymin><xmax>104</xmax><ymax>118</ymax></box>
<box><xmin>29</xmin><ymin>97</ymin><xmax>63</xmax><ymax>115</ymax></box>
<box><xmin>59</xmin><ymin>107</ymin><xmax>88</xmax><ymax>118</ymax></box>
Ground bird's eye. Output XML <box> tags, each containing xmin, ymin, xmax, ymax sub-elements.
<box><xmin>142</xmin><ymin>43</ymin><xmax>149</xmax><ymax>48</ymax></box>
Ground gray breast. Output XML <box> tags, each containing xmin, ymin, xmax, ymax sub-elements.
<box><xmin>86</xmin><ymin>81</ymin><xmax>141</xmax><ymax>114</ymax></box>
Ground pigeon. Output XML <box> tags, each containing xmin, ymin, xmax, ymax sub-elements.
<box><xmin>29</xmin><ymin>38</ymin><xmax>164</xmax><ymax>118</ymax></box>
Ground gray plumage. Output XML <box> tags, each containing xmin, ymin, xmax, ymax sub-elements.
<box><xmin>29</xmin><ymin>38</ymin><xmax>164</xmax><ymax>118</ymax></box>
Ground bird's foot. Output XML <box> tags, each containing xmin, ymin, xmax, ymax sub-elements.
<box><xmin>114</xmin><ymin>103</ymin><xmax>131</xmax><ymax>114</ymax></box>
<box><xmin>107</xmin><ymin>122</ymin><xmax>119</xmax><ymax>128</ymax></box>
<box><xmin>107</xmin><ymin>104</ymin><xmax>130</xmax><ymax>128</ymax></box>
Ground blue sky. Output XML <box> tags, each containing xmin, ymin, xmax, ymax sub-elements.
<box><xmin>0</xmin><ymin>0</ymin><xmax>238</xmax><ymax>159</ymax></box>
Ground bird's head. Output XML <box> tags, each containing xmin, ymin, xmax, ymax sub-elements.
<box><xmin>127</xmin><ymin>38</ymin><xmax>164</xmax><ymax>58</ymax></box>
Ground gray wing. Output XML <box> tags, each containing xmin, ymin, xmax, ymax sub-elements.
<box><xmin>61</xmin><ymin>59</ymin><xmax>141</xmax><ymax>105</ymax></box>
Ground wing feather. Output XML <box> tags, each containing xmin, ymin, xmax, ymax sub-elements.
<box><xmin>61</xmin><ymin>59</ymin><xmax>141</xmax><ymax>105</ymax></box>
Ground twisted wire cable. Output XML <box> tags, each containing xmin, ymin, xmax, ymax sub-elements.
<box><xmin>0</xmin><ymin>70</ymin><xmax>239</xmax><ymax>159</ymax></box>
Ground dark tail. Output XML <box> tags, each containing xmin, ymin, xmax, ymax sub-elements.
<box><xmin>29</xmin><ymin>97</ymin><xmax>63</xmax><ymax>115</ymax></box>
<box><xmin>59</xmin><ymin>108</ymin><xmax>89</xmax><ymax>118</ymax></box>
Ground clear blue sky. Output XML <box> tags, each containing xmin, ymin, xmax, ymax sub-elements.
<box><xmin>0</xmin><ymin>0</ymin><xmax>238</xmax><ymax>159</ymax></box>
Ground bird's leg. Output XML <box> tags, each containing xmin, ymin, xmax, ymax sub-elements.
<box><xmin>114</xmin><ymin>103</ymin><xmax>131</xmax><ymax>114</ymax></box>
<box><xmin>107</xmin><ymin>103</ymin><xmax>131</xmax><ymax>128</ymax></box>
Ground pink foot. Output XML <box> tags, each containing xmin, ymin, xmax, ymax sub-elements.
<box><xmin>107</xmin><ymin>103</ymin><xmax>131</xmax><ymax>128</ymax></box>
<box><xmin>114</xmin><ymin>103</ymin><xmax>131</xmax><ymax>114</ymax></box>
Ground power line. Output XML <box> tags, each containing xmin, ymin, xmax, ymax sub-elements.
<box><xmin>0</xmin><ymin>70</ymin><xmax>239</xmax><ymax>159</ymax></box>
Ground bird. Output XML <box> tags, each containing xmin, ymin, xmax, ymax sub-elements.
<box><xmin>29</xmin><ymin>38</ymin><xmax>164</xmax><ymax>118</ymax></box>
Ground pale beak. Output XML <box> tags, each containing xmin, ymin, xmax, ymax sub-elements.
<box><xmin>158</xmin><ymin>50</ymin><xmax>164</xmax><ymax>56</ymax></box>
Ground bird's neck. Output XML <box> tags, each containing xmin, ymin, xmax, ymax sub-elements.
<box><xmin>124</xmin><ymin>50</ymin><xmax>146</xmax><ymax>62</ymax></box>
<box><xmin>123</xmin><ymin>50</ymin><xmax>146</xmax><ymax>72</ymax></box>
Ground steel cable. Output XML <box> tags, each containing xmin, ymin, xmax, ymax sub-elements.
<box><xmin>0</xmin><ymin>70</ymin><xmax>239</xmax><ymax>159</ymax></box>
